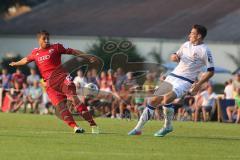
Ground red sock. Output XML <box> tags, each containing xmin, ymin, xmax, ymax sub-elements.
<box><xmin>76</xmin><ymin>103</ymin><xmax>97</xmax><ymax>126</ymax></box>
<box><xmin>59</xmin><ymin>107</ymin><xmax>77</xmax><ymax>128</ymax></box>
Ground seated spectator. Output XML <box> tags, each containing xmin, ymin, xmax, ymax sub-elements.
<box><xmin>117</xmin><ymin>84</ymin><xmax>133</xmax><ymax>119</ymax></box>
<box><xmin>123</xmin><ymin>72</ymin><xmax>137</xmax><ymax>90</ymax></box>
<box><xmin>194</xmin><ymin>84</ymin><xmax>217</xmax><ymax>122</ymax></box>
<box><xmin>233</xmin><ymin>72</ymin><xmax>240</xmax><ymax>95</ymax></box>
<box><xmin>73</xmin><ymin>70</ymin><xmax>87</xmax><ymax>88</ymax></box>
<box><xmin>177</xmin><ymin>93</ymin><xmax>195</xmax><ymax>121</ymax></box>
<box><xmin>98</xmin><ymin>81</ymin><xmax>112</xmax><ymax>117</ymax></box>
<box><xmin>224</xmin><ymin>79</ymin><xmax>234</xmax><ymax>99</ymax></box>
<box><xmin>115</xmin><ymin>68</ymin><xmax>126</xmax><ymax>92</ymax></box>
<box><xmin>226</xmin><ymin>87</ymin><xmax>240</xmax><ymax>123</ymax></box>
<box><xmin>74</xmin><ymin>70</ymin><xmax>87</xmax><ymax>97</ymax></box>
<box><xmin>106</xmin><ymin>69</ymin><xmax>116</xmax><ymax>92</ymax></box>
<box><xmin>7</xmin><ymin>81</ymin><xmax>23</xmax><ymax>112</ymax></box>
<box><xmin>12</xmin><ymin>68</ymin><xmax>25</xmax><ymax>86</ymax></box>
<box><xmin>0</xmin><ymin>68</ymin><xmax>12</xmax><ymax>89</ymax></box>
<box><xmin>132</xmin><ymin>86</ymin><xmax>145</xmax><ymax>119</ymax></box>
<box><xmin>86</xmin><ymin>70</ymin><xmax>99</xmax><ymax>87</ymax></box>
<box><xmin>28</xmin><ymin>81</ymin><xmax>43</xmax><ymax>114</ymax></box>
<box><xmin>99</xmin><ymin>71</ymin><xmax>107</xmax><ymax>89</ymax></box>
<box><xmin>143</xmin><ymin>73</ymin><xmax>157</xmax><ymax>91</ymax></box>
<box><xmin>22</xmin><ymin>82</ymin><xmax>30</xmax><ymax>113</ymax></box>
<box><xmin>27</xmin><ymin>68</ymin><xmax>40</xmax><ymax>86</ymax></box>
<box><xmin>40</xmin><ymin>79</ymin><xmax>53</xmax><ymax>114</ymax></box>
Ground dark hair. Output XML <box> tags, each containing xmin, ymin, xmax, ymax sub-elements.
<box><xmin>192</xmin><ymin>24</ymin><xmax>207</xmax><ymax>39</ymax></box>
<box><xmin>37</xmin><ymin>30</ymin><xmax>50</xmax><ymax>39</ymax></box>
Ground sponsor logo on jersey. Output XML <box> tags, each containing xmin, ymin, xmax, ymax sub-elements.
<box><xmin>49</xmin><ymin>49</ymin><xmax>54</xmax><ymax>54</ymax></box>
<box><xmin>38</xmin><ymin>55</ymin><xmax>50</xmax><ymax>63</ymax></box>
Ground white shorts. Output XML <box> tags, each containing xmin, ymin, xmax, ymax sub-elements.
<box><xmin>165</xmin><ymin>76</ymin><xmax>193</xmax><ymax>98</ymax></box>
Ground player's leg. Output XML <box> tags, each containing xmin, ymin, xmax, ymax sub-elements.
<box><xmin>56</xmin><ymin>100</ymin><xmax>85</xmax><ymax>133</ymax></box>
<box><xmin>153</xmin><ymin>91</ymin><xmax>176</xmax><ymax>137</ymax></box>
<box><xmin>72</xmin><ymin>95</ymin><xmax>97</xmax><ymax>126</ymax></box>
<box><xmin>62</xmin><ymin>82</ymin><xmax>99</xmax><ymax>133</ymax></box>
<box><xmin>46</xmin><ymin>86</ymin><xmax>84</xmax><ymax>133</ymax></box>
<box><xmin>154</xmin><ymin>76</ymin><xmax>192</xmax><ymax>137</ymax></box>
<box><xmin>128</xmin><ymin>96</ymin><xmax>163</xmax><ymax>135</ymax></box>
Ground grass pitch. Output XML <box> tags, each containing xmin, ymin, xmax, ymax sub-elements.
<box><xmin>0</xmin><ymin>112</ymin><xmax>240</xmax><ymax>160</ymax></box>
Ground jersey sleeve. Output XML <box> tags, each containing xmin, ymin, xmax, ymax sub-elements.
<box><xmin>176</xmin><ymin>42</ymin><xmax>188</xmax><ymax>58</ymax></box>
<box><xmin>57</xmin><ymin>43</ymin><xmax>74</xmax><ymax>55</ymax></box>
<box><xmin>26</xmin><ymin>50</ymin><xmax>36</xmax><ymax>62</ymax></box>
<box><xmin>203</xmin><ymin>49</ymin><xmax>214</xmax><ymax>71</ymax></box>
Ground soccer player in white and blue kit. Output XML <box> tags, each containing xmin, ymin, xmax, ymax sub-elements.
<box><xmin>128</xmin><ymin>24</ymin><xmax>215</xmax><ymax>137</ymax></box>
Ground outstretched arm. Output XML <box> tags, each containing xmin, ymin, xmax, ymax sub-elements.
<box><xmin>70</xmin><ymin>49</ymin><xmax>87</xmax><ymax>57</ymax></box>
<box><xmin>9</xmin><ymin>57</ymin><xmax>29</xmax><ymax>67</ymax></box>
<box><xmin>70</xmin><ymin>49</ymin><xmax>97</xmax><ymax>63</ymax></box>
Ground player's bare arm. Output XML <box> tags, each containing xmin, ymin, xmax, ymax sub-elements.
<box><xmin>191</xmin><ymin>71</ymin><xmax>214</xmax><ymax>95</ymax></box>
<box><xmin>70</xmin><ymin>49</ymin><xmax>97</xmax><ymax>63</ymax></box>
<box><xmin>170</xmin><ymin>53</ymin><xmax>180</xmax><ymax>62</ymax></box>
<box><xmin>9</xmin><ymin>57</ymin><xmax>29</xmax><ymax>67</ymax></box>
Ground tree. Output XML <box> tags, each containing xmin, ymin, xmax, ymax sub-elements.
<box><xmin>87</xmin><ymin>37</ymin><xmax>145</xmax><ymax>71</ymax></box>
<box><xmin>0</xmin><ymin>54</ymin><xmax>30</xmax><ymax>75</ymax></box>
<box><xmin>226</xmin><ymin>46</ymin><xmax>240</xmax><ymax>69</ymax></box>
<box><xmin>148</xmin><ymin>43</ymin><xmax>164</xmax><ymax>64</ymax></box>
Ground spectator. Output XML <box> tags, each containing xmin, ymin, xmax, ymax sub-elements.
<box><xmin>74</xmin><ymin>70</ymin><xmax>87</xmax><ymax>96</ymax></box>
<box><xmin>40</xmin><ymin>79</ymin><xmax>53</xmax><ymax>114</ymax></box>
<box><xmin>143</xmin><ymin>73</ymin><xmax>156</xmax><ymax>92</ymax></box>
<box><xmin>22</xmin><ymin>82</ymin><xmax>30</xmax><ymax>113</ymax></box>
<box><xmin>7</xmin><ymin>81</ymin><xmax>23</xmax><ymax>112</ymax></box>
<box><xmin>224</xmin><ymin>79</ymin><xmax>234</xmax><ymax>99</ymax></box>
<box><xmin>28</xmin><ymin>81</ymin><xmax>43</xmax><ymax>114</ymax></box>
<box><xmin>233</xmin><ymin>72</ymin><xmax>240</xmax><ymax>95</ymax></box>
<box><xmin>132</xmin><ymin>86</ymin><xmax>145</xmax><ymax>119</ymax></box>
<box><xmin>194</xmin><ymin>84</ymin><xmax>217</xmax><ymax>122</ymax></box>
<box><xmin>99</xmin><ymin>71</ymin><xmax>108</xmax><ymax>89</ymax></box>
<box><xmin>106</xmin><ymin>69</ymin><xmax>116</xmax><ymax>91</ymax></box>
<box><xmin>226</xmin><ymin>88</ymin><xmax>240</xmax><ymax>123</ymax></box>
<box><xmin>123</xmin><ymin>72</ymin><xmax>137</xmax><ymax>90</ymax></box>
<box><xmin>91</xmin><ymin>68</ymin><xmax>100</xmax><ymax>86</ymax></box>
<box><xmin>177</xmin><ymin>94</ymin><xmax>195</xmax><ymax>121</ymax></box>
<box><xmin>86</xmin><ymin>70</ymin><xmax>99</xmax><ymax>87</ymax></box>
<box><xmin>235</xmin><ymin>88</ymin><xmax>240</xmax><ymax>123</ymax></box>
<box><xmin>98</xmin><ymin>81</ymin><xmax>112</xmax><ymax>117</ymax></box>
<box><xmin>117</xmin><ymin>84</ymin><xmax>133</xmax><ymax>119</ymax></box>
<box><xmin>73</xmin><ymin>70</ymin><xmax>87</xmax><ymax>88</ymax></box>
<box><xmin>27</xmin><ymin>68</ymin><xmax>40</xmax><ymax>86</ymax></box>
<box><xmin>0</xmin><ymin>68</ymin><xmax>12</xmax><ymax>89</ymax></box>
<box><xmin>12</xmin><ymin>68</ymin><xmax>25</xmax><ymax>86</ymax></box>
<box><xmin>115</xmin><ymin>68</ymin><xmax>126</xmax><ymax>92</ymax></box>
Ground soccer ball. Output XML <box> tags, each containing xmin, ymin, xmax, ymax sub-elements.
<box><xmin>83</xmin><ymin>83</ymin><xmax>99</xmax><ymax>97</ymax></box>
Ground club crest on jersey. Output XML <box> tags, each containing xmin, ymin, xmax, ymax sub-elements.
<box><xmin>207</xmin><ymin>51</ymin><xmax>213</xmax><ymax>63</ymax></box>
<box><xmin>49</xmin><ymin>49</ymin><xmax>54</xmax><ymax>54</ymax></box>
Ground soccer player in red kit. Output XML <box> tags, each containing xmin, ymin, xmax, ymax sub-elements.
<box><xmin>9</xmin><ymin>30</ymin><xmax>99</xmax><ymax>134</ymax></box>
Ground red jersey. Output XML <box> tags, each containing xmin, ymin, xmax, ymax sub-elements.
<box><xmin>12</xmin><ymin>73</ymin><xmax>25</xmax><ymax>85</ymax></box>
<box><xmin>27</xmin><ymin>43</ymin><xmax>74</xmax><ymax>81</ymax></box>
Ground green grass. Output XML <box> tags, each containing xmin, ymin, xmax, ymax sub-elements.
<box><xmin>0</xmin><ymin>112</ymin><xmax>240</xmax><ymax>160</ymax></box>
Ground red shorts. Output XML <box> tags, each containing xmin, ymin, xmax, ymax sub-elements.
<box><xmin>46</xmin><ymin>73</ymin><xmax>77</xmax><ymax>106</ymax></box>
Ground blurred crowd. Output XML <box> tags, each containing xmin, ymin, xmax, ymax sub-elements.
<box><xmin>0</xmin><ymin>67</ymin><xmax>240</xmax><ymax>123</ymax></box>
